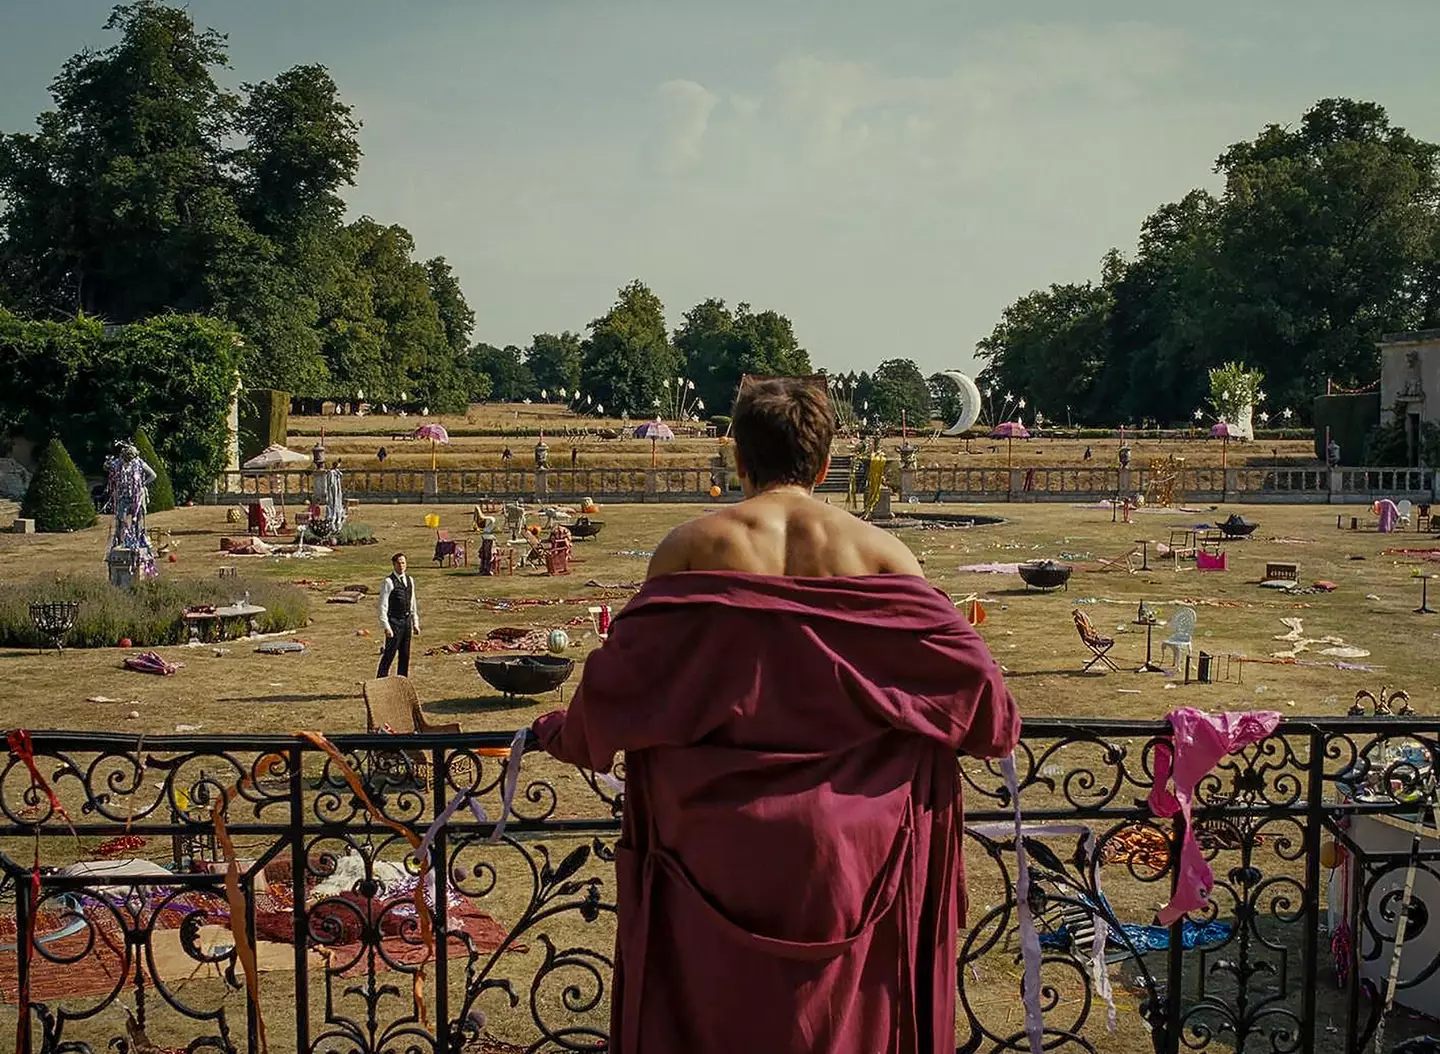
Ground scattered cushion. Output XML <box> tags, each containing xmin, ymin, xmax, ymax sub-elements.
<box><xmin>255</xmin><ymin>640</ymin><xmax>306</xmax><ymax>654</ymax></box>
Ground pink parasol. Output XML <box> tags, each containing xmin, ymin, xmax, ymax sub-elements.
<box><xmin>414</xmin><ymin>423</ymin><xmax>451</xmax><ymax>470</ymax></box>
<box><xmin>634</xmin><ymin>419</ymin><xmax>675</xmax><ymax>467</ymax></box>
<box><xmin>1209</xmin><ymin>422</ymin><xmax>1237</xmax><ymax>469</ymax></box>
<box><xmin>989</xmin><ymin>421</ymin><xmax>1030</xmax><ymax>467</ymax></box>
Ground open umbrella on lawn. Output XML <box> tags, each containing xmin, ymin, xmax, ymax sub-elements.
<box><xmin>241</xmin><ymin>444</ymin><xmax>311</xmax><ymax>510</ymax></box>
<box><xmin>1209</xmin><ymin>422</ymin><xmax>1239</xmax><ymax>469</ymax></box>
<box><xmin>990</xmin><ymin>421</ymin><xmax>1030</xmax><ymax>468</ymax></box>
<box><xmin>634</xmin><ymin>419</ymin><xmax>675</xmax><ymax>467</ymax></box>
<box><xmin>414</xmin><ymin>423</ymin><xmax>450</xmax><ymax>470</ymax></box>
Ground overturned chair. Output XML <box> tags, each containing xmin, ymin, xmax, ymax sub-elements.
<box><xmin>1073</xmin><ymin>609</ymin><xmax>1119</xmax><ymax>673</ymax></box>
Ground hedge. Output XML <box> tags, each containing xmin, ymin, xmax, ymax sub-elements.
<box><xmin>0</xmin><ymin>574</ymin><xmax>310</xmax><ymax>648</ymax></box>
<box><xmin>133</xmin><ymin>429</ymin><xmax>176</xmax><ymax>512</ymax></box>
<box><xmin>239</xmin><ymin>388</ymin><xmax>290</xmax><ymax>462</ymax></box>
<box><xmin>20</xmin><ymin>438</ymin><xmax>97</xmax><ymax>532</ymax></box>
<box><xmin>0</xmin><ymin>310</ymin><xmax>241</xmax><ymax>501</ymax></box>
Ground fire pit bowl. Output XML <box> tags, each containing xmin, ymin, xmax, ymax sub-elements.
<box><xmin>475</xmin><ymin>654</ymin><xmax>575</xmax><ymax>698</ymax></box>
<box><xmin>1017</xmin><ymin>560</ymin><xmax>1073</xmax><ymax>592</ymax></box>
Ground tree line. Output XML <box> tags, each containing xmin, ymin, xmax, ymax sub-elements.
<box><xmin>0</xmin><ymin>2</ymin><xmax>476</xmax><ymax>411</ymax></box>
<box><xmin>0</xmin><ymin>1</ymin><xmax>927</xmax><ymax>425</ymax></box>
<box><xmin>9</xmin><ymin>8</ymin><xmax>1431</xmax><ymax>434</ymax></box>
<box><xmin>975</xmin><ymin>98</ymin><xmax>1440</xmax><ymax>427</ymax></box>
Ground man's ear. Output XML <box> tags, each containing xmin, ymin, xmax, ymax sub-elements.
<box><xmin>733</xmin><ymin>448</ymin><xmax>749</xmax><ymax>484</ymax></box>
<box><xmin>814</xmin><ymin>455</ymin><xmax>831</xmax><ymax>488</ymax></box>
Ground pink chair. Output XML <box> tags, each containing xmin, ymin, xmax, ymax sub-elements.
<box><xmin>1196</xmin><ymin>550</ymin><xmax>1228</xmax><ymax>572</ymax></box>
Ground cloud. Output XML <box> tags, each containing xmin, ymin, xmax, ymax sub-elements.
<box><xmin>655</xmin><ymin>78</ymin><xmax>717</xmax><ymax>170</ymax></box>
<box><xmin>765</xmin><ymin>22</ymin><xmax>1192</xmax><ymax>157</ymax></box>
<box><xmin>632</xmin><ymin>20</ymin><xmax>1202</xmax><ymax>219</ymax></box>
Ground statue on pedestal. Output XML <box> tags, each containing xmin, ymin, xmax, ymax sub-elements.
<box><xmin>104</xmin><ymin>441</ymin><xmax>158</xmax><ymax>584</ymax></box>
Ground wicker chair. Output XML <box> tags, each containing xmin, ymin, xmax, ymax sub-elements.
<box><xmin>361</xmin><ymin>676</ymin><xmax>472</xmax><ymax>788</ymax></box>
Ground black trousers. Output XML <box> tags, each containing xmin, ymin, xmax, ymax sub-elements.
<box><xmin>377</xmin><ymin>621</ymin><xmax>412</xmax><ymax>677</ymax></box>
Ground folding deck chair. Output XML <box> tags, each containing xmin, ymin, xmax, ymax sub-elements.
<box><xmin>1073</xmin><ymin>609</ymin><xmax>1119</xmax><ymax>672</ymax></box>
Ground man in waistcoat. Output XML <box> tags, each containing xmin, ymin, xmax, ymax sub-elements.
<box><xmin>377</xmin><ymin>552</ymin><xmax>420</xmax><ymax>677</ymax></box>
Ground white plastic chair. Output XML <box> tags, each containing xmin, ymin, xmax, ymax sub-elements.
<box><xmin>1160</xmin><ymin>606</ymin><xmax>1197</xmax><ymax>667</ymax></box>
<box><xmin>1397</xmin><ymin>499</ymin><xmax>1414</xmax><ymax>529</ymax></box>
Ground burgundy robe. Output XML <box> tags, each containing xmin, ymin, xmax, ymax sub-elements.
<box><xmin>533</xmin><ymin>571</ymin><xmax>1019</xmax><ymax>1053</ymax></box>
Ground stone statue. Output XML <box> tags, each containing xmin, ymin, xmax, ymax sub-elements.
<box><xmin>103</xmin><ymin>441</ymin><xmax>158</xmax><ymax>584</ymax></box>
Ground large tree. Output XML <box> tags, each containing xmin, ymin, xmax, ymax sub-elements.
<box><xmin>526</xmin><ymin>331</ymin><xmax>583</xmax><ymax>396</ymax></box>
<box><xmin>467</xmin><ymin>344</ymin><xmax>532</xmax><ymax>402</ymax></box>
<box><xmin>975</xmin><ymin>279</ymin><xmax>1112</xmax><ymax>424</ymax></box>
<box><xmin>974</xmin><ymin>98</ymin><xmax>1440</xmax><ymax>425</ymax></box>
<box><xmin>0</xmin><ymin>0</ymin><xmax>239</xmax><ymax>320</ymax></box>
<box><xmin>237</xmin><ymin>63</ymin><xmax>360</xmax><ymax>240</ymax></box>
<box><xmin>1204</xmin><ymin>98</ymin><xmax>1440</xmax><ymax>410</ymax></box>
<box><xmin>870</xmin><ymin>359</ymin><xmax>931</xmax><ymax>429</ymax></box>
<box><xmin>675</xmin><ymin>297</ymin><xmax>810</xmax><ymax>417</ymax></box>
<box><xmin>581</xmin><ymin>280</ymin><xmax>680</xmax><ymax>417</ymax></box>
<box><xmin>0</xmin><ymin>2</ymin><xmax>474</xmax><ymax>411</ymax></box>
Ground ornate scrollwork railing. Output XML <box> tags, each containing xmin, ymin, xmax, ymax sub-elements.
<box><xmin>2</xmin><ymin>720</ymin><xmax>1439</xmax><ymax>1052</ymax></box>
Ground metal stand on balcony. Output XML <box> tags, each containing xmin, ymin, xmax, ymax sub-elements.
<box><xmin>29</xmin><ymin>600</ymin><xmax>80</xmax><ymax>654</ymax></box>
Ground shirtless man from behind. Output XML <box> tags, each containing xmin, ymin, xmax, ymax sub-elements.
<box><xmin>532</xmin><ymin>375</ymin><xmax>1017</xmax><ymax>1053</ymax></box>
<box><xmin>646</xmin><ymin>377</ymin><xmax>922</xmax><ymax>580</ymax></box>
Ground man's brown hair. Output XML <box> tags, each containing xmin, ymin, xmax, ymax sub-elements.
<box><xmin>731</xmin><ymin>377</ymin><xmax>834</xmax><ymax>489</ymax></box>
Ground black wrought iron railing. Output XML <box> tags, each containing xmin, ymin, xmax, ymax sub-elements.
<box><xmin>2</xmin><ymin>719</ymin><xmax>1437</xmax><ymax>1052</ymax></box>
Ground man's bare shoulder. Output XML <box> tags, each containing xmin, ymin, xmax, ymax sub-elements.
<box><xmin>846</xmin><ymin>514</ymin><xmax>925</xmax><ymax>576</ymax></box>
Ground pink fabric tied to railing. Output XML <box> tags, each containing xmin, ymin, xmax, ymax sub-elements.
<box><xmin>1149</xmin><ymin>707</ymin><xmax>1282</xmax><ymax>925</ymax></box>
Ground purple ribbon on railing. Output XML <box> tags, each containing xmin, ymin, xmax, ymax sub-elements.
<box><xmin>969</xmin><ymin>815</ymin><xmax>1115</xmax><ymax>1033</ymax></box>
<box><xmin>1003</xmin><ymin>753</ymin><xmax>1047</xmax><ymax>1054</ymax></box>
<box><xmin>490</xmin><ymin>729</ymin><xmax>528</xmax><ymax>843</ymax></box>
<box><xmin>417</xmin><ymin>729</ymin><xmax>531</xmax><ymax>866</ymax></box>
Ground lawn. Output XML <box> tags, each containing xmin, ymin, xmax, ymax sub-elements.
<box><xmin>1</xmin><ymin>497</ymin><xmax>1432</xmax><ymax>730</ymax></box>
<box><xmin>0</xmin><ymin>495</ymin><xmax>1436</xmax><ymax>1051</ymax></box>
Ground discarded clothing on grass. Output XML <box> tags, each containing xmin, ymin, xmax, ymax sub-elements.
<box><xmin>957</xmin><ymin>562</ymin><xmax>1022</xmax><ymax>574</ymax></box>
<box><xmin>122</xmin><ymin>651</ymin><xmax>182</xmax><ymax>676</ymax></box>
<box><xmin>477</xmin><ymin>592</ymin><xmax>631</xmax><ymax>612</ymax></box>
<box><xmin>425</xmin><ymin>627</ymin><xmax>553</xmax><ymax>656</ymax></box>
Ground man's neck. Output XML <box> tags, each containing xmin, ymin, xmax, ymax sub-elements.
<box><xmin>748</xmin><ymin>483</ymin><xmax>814</xmax><ymax>500</ymax></box>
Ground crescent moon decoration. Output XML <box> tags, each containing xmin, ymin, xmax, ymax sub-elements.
<box><xmin>940</xmin><ymin>371</ymin><xmax>983</xmax><ymax>435</ymax></box>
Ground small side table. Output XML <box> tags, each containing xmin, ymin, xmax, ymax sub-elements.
<box><xmin>1133</xmin><ymin>615</ymin><xmax>1165</xmax><ymax>673</ymax></box>
<box><xmin>1134</xmin><ymin>540</ymin><xmax>1151</xmax><ymax>572</ymax></box>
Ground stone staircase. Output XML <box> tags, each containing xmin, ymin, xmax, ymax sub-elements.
<box><xmin>818</xmin><ymin>455</ymin><xmax>852</xmax><ymax>495</ymax></box>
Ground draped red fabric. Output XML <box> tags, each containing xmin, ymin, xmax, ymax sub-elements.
<box><xmin>535</xmin><ymin>571</ymin><xmax>1020</xmax><ymax>1053</ymax></box>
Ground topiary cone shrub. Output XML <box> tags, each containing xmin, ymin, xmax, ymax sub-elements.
<box><xmin>21</xmin><ymin>438</ymin><xmax>98</xmax><ymax>532</ymax></box>
<box><xmin>133</xmin><ymin>429</ymin><xmax>176</xmax><ymax>512</ymax></box>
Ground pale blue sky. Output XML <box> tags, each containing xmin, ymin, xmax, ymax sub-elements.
<box><xmin>4</xmin><ymin>1</ymin><xmax>1440</xmax><ymax>374</ymax></box>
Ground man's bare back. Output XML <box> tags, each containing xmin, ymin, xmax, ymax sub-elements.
<box><xmin>646</xmin><ymin>486</ymin><xmax>924</xmax><ymax>579</ymax></box>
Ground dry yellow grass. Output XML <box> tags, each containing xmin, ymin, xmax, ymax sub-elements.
<box><xmin>0</xmin><ymin>496</ymin><xmax>1432</xmax><ymax>1051</ymax></box>
<box><xmin>295</xmin><ymin>406</ymin><xmax>1319</xmax><ymax>475</ymax></box>
<box><xmin>0</xmin><ymin>496</ymin><xmax>1432</xmax><ymax>737</ymax></box>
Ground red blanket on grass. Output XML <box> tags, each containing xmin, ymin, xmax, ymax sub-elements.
<box><xmin>533</xmin><ymin>571</ymin><xmax>1020</xmax><ymax>1054</ymax></box>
